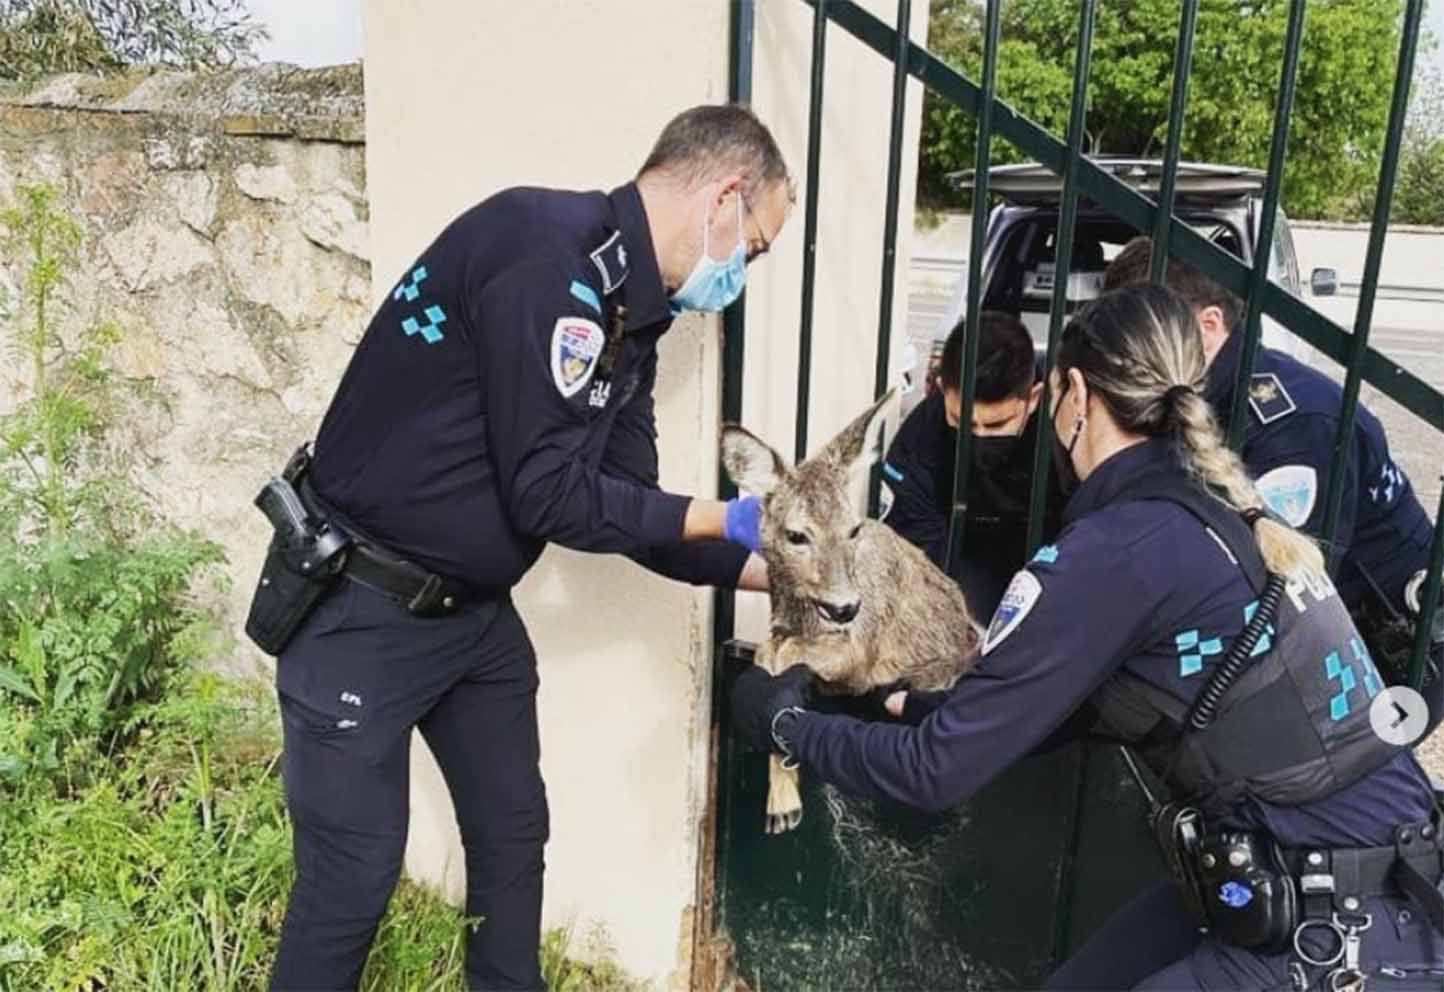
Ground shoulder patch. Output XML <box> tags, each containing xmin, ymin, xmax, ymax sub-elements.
<box><xmin>1248</xmin><ymin>372</ymin><xmax>1297</xmax><ymax>425</ymax></box>
<box><xmin>589</xmin><ymin>231</ymin><xmax>630</xmax><ymax>296</ymax></box>
<box><xmin>982</xmin><ymin>570</ymin><xmax>1042</xmax><ymax>656</ymax></box>
<box><xmin>551</xmin><ymin>317</ymin><xmax>605</xmax><ymax>398</ymax></box>
<box><xmin>878</xmin><ymin>481</ymin><xmax>895</xmax><ymax>520</ymax></box>
<box><xmin>1256</xmin><ymin>464</ymin><xmax>1317</xmax><ymax>528</ymax></box>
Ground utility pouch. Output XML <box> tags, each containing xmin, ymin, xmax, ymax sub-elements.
<box><xmin>1196</xmin><ymin>830</ymin><xmax>1298</xmax><ymax>953</ymax></box>
<box><xmin>243</xmin><ymin>463</ymin><xmax>351</xmax><ymax>656</ymax></box>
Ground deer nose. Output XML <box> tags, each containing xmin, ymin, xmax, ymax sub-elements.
<box><xmin>817</xmin><ymin>600</ymin><xmax>860</xmax><ymax>625</ymax></box>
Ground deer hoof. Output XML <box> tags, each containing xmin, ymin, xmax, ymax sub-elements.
<box><xmin>766</xmin><ymin>806</ymin><xmax>803</xmax><ymax>834</ymax></box>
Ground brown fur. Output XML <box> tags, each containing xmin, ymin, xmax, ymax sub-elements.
<box><xmin>722</xmin><ymin>391</ymin><xmax>979</xmax><ymax>832</ymax></box>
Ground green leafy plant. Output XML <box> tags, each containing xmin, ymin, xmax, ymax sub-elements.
<box><xmin>0</xmin><ymin>183</ymin><xmax>222</xmax><ymax>793</ymax></box>
<box><xmin>0</xmin><ymin>0</ymin><xmax>266</xmax><ymax>80</ymax></box>
<box><xmin>919</xmin><ymin>0</ymin><xmax>1411</xmax><ymax>219</ymax></box>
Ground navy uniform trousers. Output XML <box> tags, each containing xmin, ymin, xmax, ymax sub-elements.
<box><xmin>1047</xmin><ymin>880</ymin><xmax>1444</xmax><ymax>990</ymax></box>
<box><xmin>269</xmin><ymin>580</ymin><xmax>546</xmax><ymax>992</ymax></box>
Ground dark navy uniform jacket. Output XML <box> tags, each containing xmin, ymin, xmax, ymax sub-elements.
<box><xmin>310</xmin><ymin>182</ymin><xmax>747</xmax><ymax>594</ymax></box>
<box><xmin>1208</xmin><ymin>330</ymin><xmax>1433</xmax><ymax>612</ymax></box>
<box><xmin>789</xmin><ymin>439</ymin><xmax>1436</xmax><ymax>848</ymax></box>
<box><xmin>881</xmin><ymin>391</ymin><xmax>1061</xmax><ymax>616</ymax></box>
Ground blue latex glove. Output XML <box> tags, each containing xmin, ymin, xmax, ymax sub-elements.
<box><xmin>723</xmin><ymin>495</ymin><xmax>763</xmax><ymax>552</ymax></box>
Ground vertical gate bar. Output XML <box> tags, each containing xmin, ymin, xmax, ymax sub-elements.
<box><xmin>1319</xmin><ymin>0</ymin><xmax>1424</xmax><ymax>557</ymax></box>
<box><xmin>875</xmin><ymin>0</ymin><xmax>910</xmax><ymax>401</ymax></box>
<box><xmin>1230</xmin><ymin>0</ymin><xmax>1311</xmax><ymax>453</ymax></box>
<box><xmin>1226</xmin><ymin>0</ymin><xmax>1306</xmax><ymax>452</ymax></box>
<box><xmin>1025</xmin><ymin>0</ymin><xmax>1097</xmax><ymax>556</ymax></box>
<box><xmin>944</xmin><ymin>0</ymin><xmax>1001</xmax><ymax>576</ymax></box>
<box><xmin>1148</xmin><ymin>0</ymin><xmax>1198</xmax><ymax>283</ymax></box>
<box><xmin>795</xmin><ymin>0</ymin><xmax>829</xmax><ymax>464</ymax></box>
<box><xmin>1408</xmin><ymin>483</ymin><xmax>1444</xmax><ymax>690</ymax></box>
<box><xmin>715</xmin><ymin>0</ymin><xmax>756</xmax><ymax>650</ymax></box>
<box><xmin>868</xmin><ymin>0</ymin><xmax>911</xmax><ymax>516</ymax></box>
<box><xmin>710</xmin><ymin>0</ymin><xmax>756</xmax><ymax>925</ymax></box>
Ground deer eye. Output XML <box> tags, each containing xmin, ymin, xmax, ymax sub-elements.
<box><xmin>785</xmin><ymin>530</ymin><xmax>810</xmax><ymax>546</ymax></box>
<box><xmin>849</xmin><ymin>523</ymin><xmax>863</xmax><ymax>540</ymax></box>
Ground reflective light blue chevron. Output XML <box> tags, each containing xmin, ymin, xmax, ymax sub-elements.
<box><xmin>569</xmin><ymin>280</ymin><xmax>602</xmax><ymax>315</ymax></box>
<box><xmin>1176</xmin><ymin>629</ymin><xmax>1223</xmax><ymax>677</ymax></box>
<box><xmin>1325</xmin><ymin>651</ymin><xmax>1357</xmax><ymax>720</ymax></box>
<box><xmin>1032</xmin><ymin>545</ymin><xmax>1059</xmax><ymax>565</ymax></box>
<box><xmin>394</xmin><ymin>266</ymin><xmax>428</xmax><ymax>303</ymax></box>
<box><xmin>1243</xmin><ymin>600</ymin><xmax>1276</xmax><ymax>656</ymax></box>
<box><xmin>1352</xmin><ymin>637</ymin><xmax>1382</xmax><ymax>699</ymax></box>
<box><xmin>402</xmin><ymin>304</ymin><xmax>447</xmax><ymax>345</ymax></box>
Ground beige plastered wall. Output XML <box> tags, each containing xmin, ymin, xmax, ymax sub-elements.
<box><xmin>360</xmin><ymin>0</ymin><xmax>928</xmax><ymax>984</ymax></box>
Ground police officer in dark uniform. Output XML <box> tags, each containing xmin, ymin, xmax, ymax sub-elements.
<box><xmin>255</xmin><ymin>105</ymin><xmax>792</xmax><ymax>991</ymax></box>
<box><xmin>731</xmin><ymin>285</ymin><xmax>1444</xmax><ymax>989</ymax></box>
<box><xmin>1106</xmin><ymin>237</ymin><xmax>1442</xmax><ymax>722</ymax></box>
<box><xmin>882</xmin><ymin>310</ymin><xmax>1062</xmax><ymax>616</ymax></box>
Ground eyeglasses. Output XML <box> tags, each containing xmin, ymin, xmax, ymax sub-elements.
<box><xmin>739</xmin><ymin>192</ymin><xmax>774</xmax><ymax>264</ymax></box>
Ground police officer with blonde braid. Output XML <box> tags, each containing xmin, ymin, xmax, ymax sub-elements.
<box><xmin>246</xmin><ymin>105</ymin><xmax>791</xmax><ymax>990</ymax></box>
<box><xmin>731</xmin><ymin>284</ymin><xmax>1444</xmax><ymax>989</ymax></box>
<box><xmin>1106</xmin><ymin>237</ymin><xmax>1441</xmax><ymax>726</ymax></box>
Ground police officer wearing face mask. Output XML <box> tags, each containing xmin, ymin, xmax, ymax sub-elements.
<box><xmin>248</xmin><ymin>104</ymin><xmax>791</xmax><ymax>991</ymax></box>
<box><xmin>732</xmin><ymin>284</ymin><xmax>1444</xmax><ymax>990</ymax></box>
<box><xmin>1106</xmin><ymin>237</ymin><xmax>1442</xmax><ymax>728</ymax></box>
<box><xmin>882</xmin><ymin>311</ymin><xmax>1063</xmax><ymax>616</ymax></box>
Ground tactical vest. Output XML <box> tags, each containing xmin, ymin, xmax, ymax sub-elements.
<box><xmin>1088</xmin><ymin>464</ymin><xmax>1401</xmax><ymax>815</ymax></box>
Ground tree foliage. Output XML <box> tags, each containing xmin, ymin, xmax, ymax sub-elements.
<box><xmin>920</xmin><ymin>0</ymin><xmax>1411</xmax><ymax>219</ymax></box>
<box><xmin>0</xmin><ymin>0</ymin><xmax>264</xmax><ymax>80</ymax></box>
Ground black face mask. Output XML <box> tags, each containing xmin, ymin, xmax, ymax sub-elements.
<box><xmin>1050</xmin><ymin>382</ymin><xmax>1084</xmax><ymax>499</ymax></box>
<box><xmin>970</xmin><ymin>433</ymin><xmax>1022</xmax><ymax>475</ymax></box>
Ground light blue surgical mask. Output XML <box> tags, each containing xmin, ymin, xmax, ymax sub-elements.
<box><xmin>670</xmin><ymin>193</ymin><xmax>747</xmax><ymax>314</ymax></box>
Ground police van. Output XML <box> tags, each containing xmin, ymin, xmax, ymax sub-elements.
<box><xmin>910</xmin><ymin>159</ymin><xmax>1339</xmax><ymax>406</ymax></box>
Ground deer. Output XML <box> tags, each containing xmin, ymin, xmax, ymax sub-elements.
<box><xmin>721</xmin><ymin>390</ymin><xmax>982</xmax><ymax>834</ymax></box>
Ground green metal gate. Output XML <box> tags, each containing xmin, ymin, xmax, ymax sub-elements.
<box><xmin>708</xmin><ymin>1</ymin><xmax>1443</xmax><ymax>988</ymax></box>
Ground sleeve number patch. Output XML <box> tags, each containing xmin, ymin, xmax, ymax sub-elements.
<box><xmin>551</xmin><ymin>317</ymin><xmax>605</xmax><ymax>398</ymax></box>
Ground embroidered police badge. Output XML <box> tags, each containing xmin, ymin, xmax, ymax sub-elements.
<box><xmin>551</xmin><ymin>317</ymin><xmax>605</xmax><ymax>398</ymax></box>
<box><xmin>1247</xmin><ymin>372</ymin><xmax>1296</xmax><ymax>425</ymax></box>
<box><xmin>1256</xmin><ymin>464</ymin><xmax>1318</xmax><ymax>528</ymax></box>
<box><xmin>982</xmin><ymin>570</ymin><xmax>1042</xmax><ymax>656</ymax></box>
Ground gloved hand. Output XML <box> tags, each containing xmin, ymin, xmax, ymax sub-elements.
<box><xmin>723</xmin><ymin>495</ymin><xmax>763</xmax><ymax>553</ymax></box>
<box><xmin>730</xmin><ymin>663</ymin><xmax>815</xmax><ymax>754</ymax></box>
<box><xmin>864</xmin><ymin>681</ymin><xmax>951</xmax><ymax>725</ymax></box>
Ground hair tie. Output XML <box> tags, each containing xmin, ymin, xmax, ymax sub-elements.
<box><xmin>1163</xmin><ymin>384</ymin><xmax>1194</xmax><ymax>409</ymax></box>
<box><xmin>1241</xmin><ymin>507</ymin><xmax>1265</xmax><ymax>526</ymax></box>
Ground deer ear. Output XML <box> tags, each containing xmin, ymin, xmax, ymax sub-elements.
<box><xmin>721</xmin><ymin>425</ymin><xmax>786</xmax><ymax>496</ymax></box>
<box><xmin>824</xmin><ymin>388</ymin><xmax>897</xmax><ymax>472</ymax></box>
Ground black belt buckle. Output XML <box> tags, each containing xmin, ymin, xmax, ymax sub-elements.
<box><xmin>407</xmin><ymin>574</ymin><xmax>449</xmax><ymax>617</ymax></box>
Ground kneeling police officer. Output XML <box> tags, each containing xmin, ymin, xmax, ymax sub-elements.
<box><xmin>247</xmin><ymin>105</ymin><xmax>788</xmax><ymax>990</ymax></box>
<box><xmin>733</xmin><ymin>284</ymin><xmax>1444</xmax><ymax>989</ymax></box>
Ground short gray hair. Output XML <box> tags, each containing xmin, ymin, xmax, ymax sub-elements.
<box><xmin>639</xmin><ymin>104</ymin><xmax>793</xmax><ymax>201</ymax></box>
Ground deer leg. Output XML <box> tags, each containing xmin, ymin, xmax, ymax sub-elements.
<box><xmin>755</xmin><ymin>638</ymin><xmax>804</xmax><ymax>834</ymax></box>
<box><xmin>756</xmin><ymin>635</ymin><xmax>856</xmax><ymax>835</ymax></box>
<box><xmin>766</xmin><ymin>752</ymin><xmax>803</xmax><ymax>835</ymax></box>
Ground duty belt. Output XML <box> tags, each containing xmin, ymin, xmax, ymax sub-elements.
<box><xmin>295</xmin><ymin>473</ymin><xmax>476</xmax><ymax>618</ymax></box>
<box><xmin>1283</xmin><ymin>819</ymin><xmax>1444</xmax><ymax>934</ymax></box>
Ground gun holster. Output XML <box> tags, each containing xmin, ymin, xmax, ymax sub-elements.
<box><xmin>1153</xmin><ymin>801</ymin><xmax>1210</xmax><ymax>924</ymax></box>
<box><xmin>243</xmin><ymin>446</ymin><xmax>352</xmax><ymax>656</ymax></box>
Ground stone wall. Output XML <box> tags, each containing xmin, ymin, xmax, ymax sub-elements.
<box><xmin>0</xmin><ymin>65</ymin><xmax>368</xmax><ymax>665</ymax></box>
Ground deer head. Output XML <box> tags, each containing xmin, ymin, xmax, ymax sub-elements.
<box><xmin>721</xmin><ymin>391</ymin><xmax>896</xmax><ymax>631</ymax></box>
